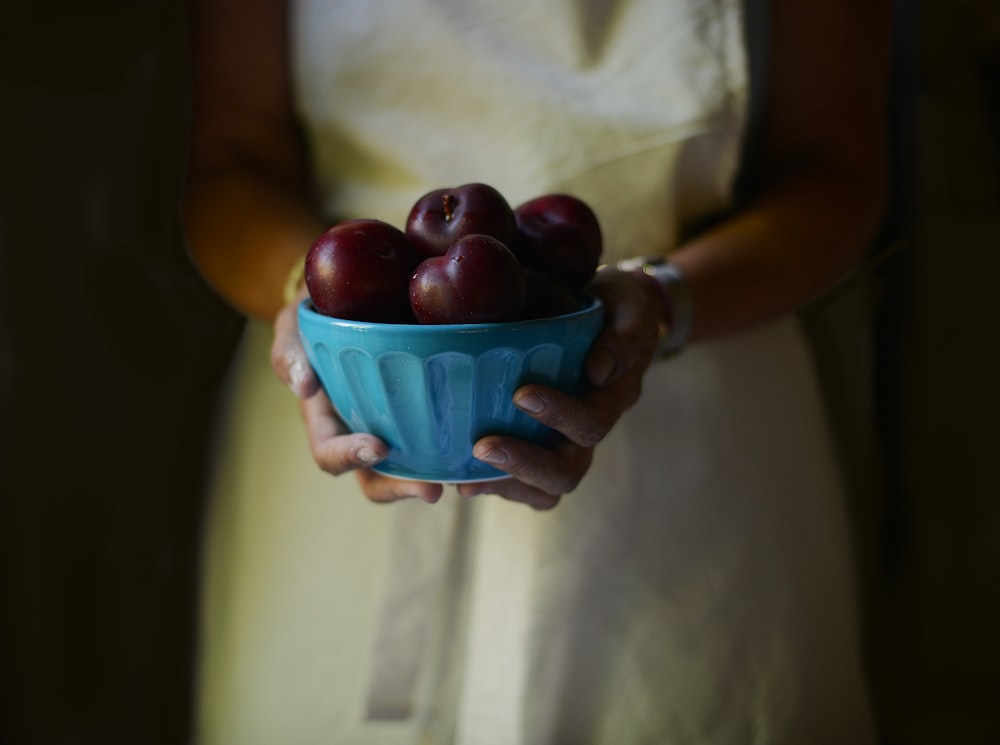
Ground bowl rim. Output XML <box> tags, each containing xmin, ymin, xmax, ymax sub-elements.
<box><xmin>298</xmin><ymin>294</ymin><xmax>603</xmax><ymax>332</ymax></box>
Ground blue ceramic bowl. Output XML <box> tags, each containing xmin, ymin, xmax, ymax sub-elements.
<box><xmin>298</xmin><ymin>296</ymin><xmax>605</xmax><ymax>482</ymax></box>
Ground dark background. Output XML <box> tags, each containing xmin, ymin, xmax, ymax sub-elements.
<box><xmin>0</xmin><ymin>3</ymin><xmax>243</xmax><ymax>743</ymax></box>
<box><xmin>1</xmin><ymin>1</ymin><xmax>998</xmax><ymax>743</ymax></box>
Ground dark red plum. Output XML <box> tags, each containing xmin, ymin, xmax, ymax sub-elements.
<box><xmin>409</xmin><ymin>234</ymin><xmax>527</xmax><ymax>324</ymax></box>
<box><xmin>305</xmin><ymin>218</ymin><xmax>421</xmax><ymax>322</ymax></box>
<box><xmin>405</xmin><ymin>182</ymin><xmax>517</xmax><ymax>259</ymax></box>
<box><xmin>513</xmin><ymin>193</ymin><xmax>602</xmax><ymax>291</ymax></box>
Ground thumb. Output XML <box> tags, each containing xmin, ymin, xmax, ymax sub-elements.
<box><xmin>271</xmin><ymin>294</ymin><xmax>320</xmax><ymax>399</ymax></box>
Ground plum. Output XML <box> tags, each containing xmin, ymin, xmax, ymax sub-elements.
<box><xmin>513</xmin><ymin>193</ymin><xmax>602</xmax><ymax>291</ymax></box>
<box><xmin>305</xmin><ymin>219</ymin><xmax>421</xmax><ymax>322</ymax></box>
<box><xmin>405</xmin><ymin>182</ymin><xmax>517</xmax><ymax>259</ymax></box>
<box><xmin>409</xmin><ymin>234</ymin><xmax>527</xmax><ymax>324</ymax></box>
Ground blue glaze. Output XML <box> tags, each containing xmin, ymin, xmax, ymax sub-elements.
<box><xmin>298</xmin><ymin>296</ymin><xmax>605</xmax><ymax>482</ymax></box>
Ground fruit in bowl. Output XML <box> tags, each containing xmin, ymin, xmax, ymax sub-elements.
<box><xmin>405</xmin><ymin>182</ymin><xmax>517</xmax><ymax>260</ymax></box>
<box><xmin>512</xmin><ymin>193</ymin><xmax>602</xmax><ymax>291</ymax></box>
<box><xmin>409</xmin><ymin>234</ymin><xmax>527</xmax><ymax>324</ymax></box>
<box><xmin>298</xmin><ymin>184</ymin><xmax>605</xmax><ymax>482</ymax></box>
<box><xmin>305</xmin><ymin>218</ymin><xmax>421</xmax><ymax>323</ymax></box>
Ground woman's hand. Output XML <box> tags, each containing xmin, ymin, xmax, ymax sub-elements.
<box><xmin>456</xmin><ymin>268</ymin><xmax>664</xmax><ymax>509</ymax></box>
<box><xmin>270</xmin><ymin>290</ymin><xmax>445</xmax><ymax>504</ymax></box>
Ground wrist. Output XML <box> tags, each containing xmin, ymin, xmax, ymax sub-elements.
<box><xmin>616</xmin><ymin>256</ymin><xmax>692</xmax><ymax>357</ymax></box>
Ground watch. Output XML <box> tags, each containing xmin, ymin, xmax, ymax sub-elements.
<box><xmin>616</xmin><ymin>256</ymin><xmax>693</xmax><ymax>357</ymax></box>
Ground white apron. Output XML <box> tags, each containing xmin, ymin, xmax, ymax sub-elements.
<box><xmin>196</xmin><ymin>1</ymin><xmax>878</xmax><ymax>743</ymax></box>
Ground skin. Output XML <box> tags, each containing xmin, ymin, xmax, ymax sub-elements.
<box><xmin>184</xmin><ymin>0</ymin><xmax>891</xmax><ymax>510</ymax></box>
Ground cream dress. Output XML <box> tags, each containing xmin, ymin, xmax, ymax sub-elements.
<box><xmin>196</xmin><ymin>1</ymin><xmax>878</xmax><ymax>743</ymax></box>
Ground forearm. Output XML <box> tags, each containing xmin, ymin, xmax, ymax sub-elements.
<box><xmin>669</xmin><ymin>159</ymin><xmax>887</xmax><ymax>343</ymax></box>
<box><xmin>659</xmin><ymin>0</ymin><xmax>892</xmax><ymax>344</ymax></box>
<box><xmin>183</xmin><ymin>166</ymin><xmax>323</xmax><ymax>322</ymax></box>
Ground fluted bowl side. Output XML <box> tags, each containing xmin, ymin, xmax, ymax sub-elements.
<box><xmin>298</xmin><ymin>296</ymin><xmax>605</xmax><ymax>482</ymax></box>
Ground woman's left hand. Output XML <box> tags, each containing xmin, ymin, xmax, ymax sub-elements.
<box><xmin>456</xmin><ymin>268</ymin><xmax>664</xmax><ymax>509</ymax></box>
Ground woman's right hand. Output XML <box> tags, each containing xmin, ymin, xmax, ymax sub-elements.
<box><xmin>269</xmin><ymin>289</ymin><xmax>445</xmax><ymax>504</ymax></box>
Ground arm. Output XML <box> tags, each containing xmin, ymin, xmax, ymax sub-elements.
<box><xmin>184</xmin><ymin>0</ymin><xmax>443</xmax><ymax>503</ymax></box>
<box><xmin>671</xmin><ymin>0</ymin><xmax>892</xmax><ymax>340</ymax></box>
<box><xmin>462</xmin><ymin>0</ymin><xmax>893</xmax><ymax>505</ymax></box>
<box><xmin>183</xmin><ymin>0</ymin><xmax>318</xmax><ymax>322</ymax></box>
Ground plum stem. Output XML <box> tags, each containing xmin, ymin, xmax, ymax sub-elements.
<box><xmin>442</xmin><ymin>193</ymin><xmax>457</xmax><ymax>222</ymax></box>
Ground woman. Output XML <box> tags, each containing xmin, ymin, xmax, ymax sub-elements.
<box><xmin>185</xmin><ymin>0</ymin><xmax>891</xmax><ymax>742</ymax></box>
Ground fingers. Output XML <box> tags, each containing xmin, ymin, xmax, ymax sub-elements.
<box><xmin>299</xmin><ymin>394</ymin><xmax>444</xmax><ymax>504</ymax></box>
<box><xmin>457</xmin><ymin>476</ymin><xmax>563</xmax><ymax>511</ymax></box>
<box><xmin>356</xmin><ymin>469</ymin><xmax>445</xmax><ymax>505</ymax></box>
<box><xmin>512</xmin><ymin>387</ymin><xmax>609</xmax><ymax>449</ymax></box>
<box><xmin>585</xmin><ymin>269</ymin><xmax>661</xmax><ymax>386</ymax></box>
<box><xmin>454</xmin><ymin>358</ymin><xmax>646</xmax><ymax>510</ymax></box>
<box><xmin>271</xmin><ymin>295</ymin><xmax>320</xmax><ymax>399</ymax></box>
<box><xmin>458</xmin><ymin>435</ymin><xmax>591</xmax><ymax>509</ymax></box>
<box><xmin>275</xmin><ymin>291</ymin><xmax>445</xmax><ymax>505</ymax></box>
<box><xmin>300</xmin><ymin>394</ymin><xmax>387</xmax><ymax>474</ymax></box>
<box><xmin>511</xmin><ymin>361</ymin><xmax>643</xmax><ymax>450</ymax></box>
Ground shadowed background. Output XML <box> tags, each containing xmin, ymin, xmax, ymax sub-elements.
<box><xmin>0</xmin><ymin>3</ymin><xmax>242</xmax><ymax>742</ymax></box>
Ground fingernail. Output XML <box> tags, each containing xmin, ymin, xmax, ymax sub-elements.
<box><xmin>356</xmin><ymin>446</ymin><xmax>382</xmax><ymax>465</ymax></box>
<box><xmin>475</xmin><ymin>446</ymin><xmax>508</xmax><ymax>465</ymax></box>
<box><xmin>514</xmin><ymin>392</ymin><xmax>544</xmax><ymax>414</ymax></box>
<box><xmin>590</xmin><ymin>345</ymin><xmax>617</xmax><ymax>385</ymax></box>
<box><xmin>288</xmin><ymin>356</ymin><xmax>307</xmax><ymax>394</ymax></box>
<box><xmin>419</xmin><ymin>492</ymin><xmax>441</xmax><ymax>504</ymax></box>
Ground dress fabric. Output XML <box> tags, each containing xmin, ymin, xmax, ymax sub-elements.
<box><xmin>196</xmin><ymin>1</ymin><xmax>878</xmax><ymax>743</ymax></box>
